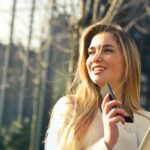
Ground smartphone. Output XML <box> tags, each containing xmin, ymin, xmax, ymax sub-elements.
<box><xmin>101</xmin><ymin>83</ymin><xmax>133</xmax><ymax>123</ymax></box>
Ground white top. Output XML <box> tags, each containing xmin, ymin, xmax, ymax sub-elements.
<box><xmin>45</xmin><ymin>97</ymin><xmax>150</xmax><ymax>150</ymax></box>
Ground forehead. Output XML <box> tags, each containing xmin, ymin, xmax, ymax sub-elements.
<box><xmin>89</xmin><ymin>32</ymin><xmax>118</xmax><ymax>47</ymax></box>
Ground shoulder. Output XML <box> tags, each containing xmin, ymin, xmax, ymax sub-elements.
<box><xmin>50</xmin><ymin>96</ymin><xmax>77</xmax><ymax>125</ymax></box>
<box><xmin>56</xmin><ymin>96</ymin><xmax>75</xmax><ymax>106</ymax></box>
<box><xmin>134</xmin><ymin>109</ymin><xmax>150</xmax><ymax>130</ymax></box>
<box><xmin>135</xmin><ymin>109</ymin><xmax>150</xmax><ymax>121</ymax></box>
<box><xmin>134</xmin><ymin>109</ymin><xmax>150</xmax><ymax>143</ymax></box>
<box><xmin>45</xmin><ymin>96</ymin><xmax>75</xmax><ymax>150</ymax></box>
<box><xmin>52</xmin><ymin>96</ymin><xmax>76</xmax><ymax>115</ymax></box>
<box><xmin>46</xmin><ymin>96</ymin><xmax>77</xmax><ymax>139</ymax></box>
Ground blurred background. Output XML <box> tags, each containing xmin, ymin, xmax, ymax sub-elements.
<box><xmin>0</xmin><ymin>0</ymin><xmax>149</xmax><ymax>150</ymax></box>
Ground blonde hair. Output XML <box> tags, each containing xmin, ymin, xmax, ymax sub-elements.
<box><xmin>77</xmin><ymin>22</ymin><xmax>141</xmax><ymax>113</ymax></box>
<box><xmin>46</xmin><ymin>22</ymin><xmax>141</xmax><ymax>150</ymax></box>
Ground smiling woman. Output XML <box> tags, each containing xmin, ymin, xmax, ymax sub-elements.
<box><xmin>45</xmin><ymin>22</ymin><xmax>150</xmax><ymax>150</ymax></box>
<box><xmin>86</xmin><ymin>32</ymin><xmax>125</xmax><ymax>88</ymax></box>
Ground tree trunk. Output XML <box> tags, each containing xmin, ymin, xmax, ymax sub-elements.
<box><xmin>34</xmin><ymin>1</ymin><xmax>54</xmax><ymax>149</ymax></box>
<box><xmin>22</xmin><ymin>0</ymin><xmax>37</xmax><ymax>150</ymax></box>
<box><xmin>0</xmin><ymin>0</ymin><xmax>17</xmax><ymax>127</ymax></box>
<box><xmin>29</xmin><ymin>51</ymin><xmax>41</xmax><ymax>150</ymax></box>
<box><xmin>35</xmin><ymin>41</ymin><xmax>51</xmax><ymax>150</ymax></box>
<box><xmin>17</xmin><ymin>0</ymin><xmax>36</xmax><ymax>123</ymax></box>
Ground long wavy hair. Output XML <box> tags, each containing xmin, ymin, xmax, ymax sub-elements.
<box><xmin>47</xmin><ymin>22</ymin><xmax>141</xmax><ymax>150</ymax></box>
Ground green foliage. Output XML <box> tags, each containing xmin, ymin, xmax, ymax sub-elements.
<box><xmin>0</xmin><ymin>118</ymin><xmax>30</xmax><ymax>150</ymax></box>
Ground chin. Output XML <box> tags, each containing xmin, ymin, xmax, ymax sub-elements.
<box><xmin>91</xmin><ymin>78</ymin><xmax>106</xmax><ymax>87</ymax></box>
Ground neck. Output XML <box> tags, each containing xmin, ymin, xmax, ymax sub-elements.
<box><xmin>111</xmin><ymin>83</ymin><xmax>123</xmax><ymax>101</ymax></box>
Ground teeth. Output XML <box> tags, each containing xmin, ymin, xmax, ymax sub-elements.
<box><xmin>93</xmin><ymin>67</ymin><xmax>105</xmax><ymax>71</ymax></box>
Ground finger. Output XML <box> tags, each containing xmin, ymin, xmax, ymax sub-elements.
<box><xmin>108</xmin><ymin>108</ymin><xmax>128</xmax><ymax>118</ymax></box>
<box><xmin>109</xmin><ymin>115</ymin><xmax>126</xmax><ymax>125</ymax></box>
<box><xmin>103</xmin><ymin>100</ymin><xmax>122</xmax><ymax>114</ymax></box>
<box><xmin>101</xmin><ymin>93</ymin><xmax>110</xmax><ymax>111</ymax></box>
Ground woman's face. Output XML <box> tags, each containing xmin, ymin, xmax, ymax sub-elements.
<box><xmin>86</xmin><ymin>32</ymin><xmax>125</xmax><ymax>88</ymax></box>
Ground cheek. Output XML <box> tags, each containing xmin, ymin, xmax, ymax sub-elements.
<box><xmin>113</xmin><ymin>59</ymin><xmax>125</xmax><ymax>76</ymax></box>
<box><xmin>108</xmin><ymin>56</ymin><xmax>124</xmax><ymax>71</ymax></box>
<box><xmin>86</xmin><ymin>57</ymin><xmax>92</xmax><ymax>71</ymax></box>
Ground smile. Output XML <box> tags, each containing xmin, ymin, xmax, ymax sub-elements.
<box><xmin>93</xmin><ymin>67</ymin><xmax>106</xmax><ymax>71</ymax></box>
<box><xmin>91</xmin><ymin>65</ymin><xmax>107</xmax><ymax>73</ymax></box>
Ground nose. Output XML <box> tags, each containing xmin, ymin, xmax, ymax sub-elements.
<box><xmin>92</xmin><ymin>50</ymin><xmax>103</xmax><ymax>62</ymax></box>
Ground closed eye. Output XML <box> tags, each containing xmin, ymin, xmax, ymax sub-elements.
<box><xmin>88</xmin><ymin>51</ymin><xmax>95</xmax><ymax>56</ymax></box>
<box><xmin>88</xmin><ymin>47</ymin><xmax>96</xmax><ymax>56</ymax></box>
<box><xmin>103</xmin><ymin>48</ymin><xmax>114</xmax><ymax>53</ymax></box>
<box><xmin>102</xmin><ymin>44</ymin><xmax>115</xmax><ymax>53</ymax></box>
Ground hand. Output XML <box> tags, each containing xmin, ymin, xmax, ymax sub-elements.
<box><xmin>101</xmin><ymin>94</ymin><xmax>127</xmax><ymax>150</ymax></box>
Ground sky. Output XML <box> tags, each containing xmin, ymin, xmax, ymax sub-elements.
<box><xmin>0</xmin><ymin>0</ymin><xmax>79</xmax><ymax>50</ymax></box>
<box><xmin>0</xmin><ymin>0</ymin><xmax>48</xmax><ymax>50</ymax></box>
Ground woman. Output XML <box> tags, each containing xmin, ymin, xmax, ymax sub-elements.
<box><xmin>45</xmin><ymin>22</ymin><xmax>150</xmax><ymax>150</ymax></box>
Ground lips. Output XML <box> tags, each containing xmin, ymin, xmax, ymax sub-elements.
<box><xmin>91</xmin><ymin>65</ymin><xmax>107</xmax><ymax>72</ymax></box>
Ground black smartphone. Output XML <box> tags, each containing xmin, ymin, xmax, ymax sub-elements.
<box><xmin>103</xmin><ymin>83</ymin><xmax>133</xmax><ymax>123</ymax></box>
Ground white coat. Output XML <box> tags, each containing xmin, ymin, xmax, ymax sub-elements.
<box><xmin>45</xmin><ymin>97</ymin><xmax>150</xmax><ymax>150</ymax></box>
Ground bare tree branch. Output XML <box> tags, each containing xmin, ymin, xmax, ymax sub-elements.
<box><xmin>135</xmin><ymin>23</ymin><xmax>150</xmax><ymax>34</ymax></box>
<box><xmin>124</xmin><ymin>12</ymin><xmax>147</xmax><ymax>31</ymax></box>
<box><xmin>102</xmin><ymin>0</ymin><xmax>123</xmax><ymax>23</ymax></box>
<box><xmin>92</xmin><ymin>0</ymin><xmax>100</xmax><ymax>22</ymax></box>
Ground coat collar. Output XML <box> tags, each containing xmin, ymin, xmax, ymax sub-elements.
<box><xmin>114</xmin><ymin>122</ymin><xmax>138</xmax><ymax>150</ymax></box>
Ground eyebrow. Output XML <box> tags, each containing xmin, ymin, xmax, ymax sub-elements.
<box><xmin>88</xmin><ymin>44</ymin><xmax>115</xmax><ymax>51</ymax></box>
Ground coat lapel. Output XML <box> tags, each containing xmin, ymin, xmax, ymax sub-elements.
<box><xmin>114</xmin><ymin>122</ymin><xmax>138</xmax><ymax>150</ymax></box>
